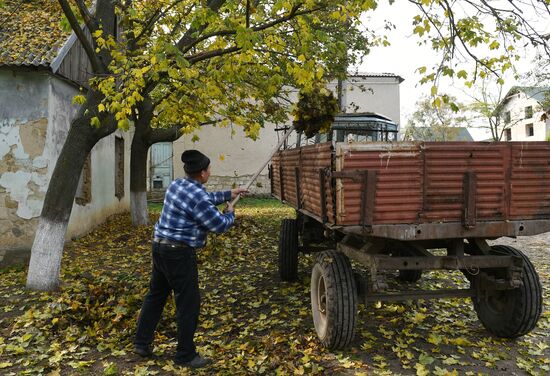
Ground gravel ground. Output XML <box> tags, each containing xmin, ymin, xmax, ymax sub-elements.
<box><xmin>489</xmin><ymin>231</ymin><xmax>550</xmax><ymax>265</ymax></box>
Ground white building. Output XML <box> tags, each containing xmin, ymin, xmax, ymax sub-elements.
<box><xmin>151</xmin><ymin>73</ymin><xmax>403</xmax><ymax>194</ymax></box>
<box><xmin>499</xmin><ymin>86</ymin><xmax>550</xmax><ymax>141</ymax></box>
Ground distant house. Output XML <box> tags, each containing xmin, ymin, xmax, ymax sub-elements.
<box><xmin>498</xmin><ymin>86</ymin><xmax>550</xmax><ymax>141</ymax></box>
<box><xmin>0</xmin><ymin>1</ymin><xmax>131</xmax><ymax>266</ymax></box>
<box><xmin>151</xmin><ymin>73</ymin><xmax>403</xmax><ymax>195</ymax></box>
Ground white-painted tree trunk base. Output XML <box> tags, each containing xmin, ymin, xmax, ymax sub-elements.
<box><xmin>131</xmin><ymin>191</ymin><xmax>150</xmax><ymax>226</ymax></box>
<box><xmin>26</xmin><ymin>218</ymin><xmax>68</xmax><ymax>291</ymax></box>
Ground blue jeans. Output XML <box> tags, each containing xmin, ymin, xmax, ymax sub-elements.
<box><xmin>134</xmin><ymin>242</ymin><xmax>200</xmax><ymax>362</ymax></box>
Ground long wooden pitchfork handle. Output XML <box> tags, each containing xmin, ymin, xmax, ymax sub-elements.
<box><xmin>229</xmin><ymin>126</ymin><xmax>295</xmax><ymax>207</ymax></box>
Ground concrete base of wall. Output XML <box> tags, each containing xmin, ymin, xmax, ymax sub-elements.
<box><xmin>0</xmin><ymin>247</ymin><xmax>30</xmax><ymax>269</ymax></box>
<box><xmin>147</xmin><ymin>174</ymin><xmax>272</xmax><ymax>203</ymax></box>
<box><xmin>205</xmin><ymin>174</ymin><xmax>271</xmax><ymax>195</ymax></box>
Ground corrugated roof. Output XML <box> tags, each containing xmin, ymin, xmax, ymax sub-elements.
<box><xmin>351</xmin><ymin>72</ymin><xmax>405</xmax><ymax>83</ymax></box>
<box><xmin>506</xmin><ymin>86</ymin><xmax>550</xmax><ymax>104</ymax></box>
<box><xmin>0</xmin><ymin>0</ymin><xmax>69</xmax><ymax>67</ymax></box>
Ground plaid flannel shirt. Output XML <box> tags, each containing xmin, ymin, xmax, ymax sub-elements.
<box><xmin>154</xmin><ymin>178</ymin><xmax>234</xmax><ymax>248</ymax></box>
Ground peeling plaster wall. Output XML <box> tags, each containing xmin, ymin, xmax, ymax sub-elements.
<box><xmin>0</xmin><ymin>70</ymin><xmax>131</xmax><ymax>265</ymax></box>
<box><xmin>0</xmin><ymin>70</ymin><xmax>51</xmax><ymax>254</ymax></box>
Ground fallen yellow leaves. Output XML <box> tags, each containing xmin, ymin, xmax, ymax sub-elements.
<box><xmin>0</xmin><ymin>199</ymin><xmax>548</xmax><ymax>375</ymax></box>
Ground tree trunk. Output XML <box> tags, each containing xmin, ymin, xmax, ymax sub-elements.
<box><xmin>130</xmin><ymin>99</ymin><xmax>155</xmax><ymax>226</ymax></box>
<box><xmin>129</xmin><ymin>98</ymin><xmax>182</xmax><ymax>226</ymax></box>
<box><xmin>130</xmin><ymin>133</ymin><xmax>150</xmax><ymax>226</ymax></box>
<box><xmin>26</xmin><ymin>95</ymin><xmax>116</xmax><ymax>290</ymax></box>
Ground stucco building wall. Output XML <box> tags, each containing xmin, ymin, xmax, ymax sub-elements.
<box><xmin>0</xmin><ymin>69</ymin><xmax>131</xmax><ymax>265</ymax></box>
<box><xmin>337</xmin><ymin>75</ymin><xmax>401</xmax><ymax>125</ymax></box>
<box><xmin>173</xmin><ymin>124</ymin><xmax>277</xmax><ymax>194</ymax></box>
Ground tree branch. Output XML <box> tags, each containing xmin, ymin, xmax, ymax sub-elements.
<box><xmin>57</xmin><ymin>0</ymin><xmax>103</xmax><ymax>73</ymax></box>
<box><xmin>132</xmin><ymin>1</ymin><xmax>189</xmax><ymax>47</ymax></box>
<box><xmin>149</xmin><ymin>126</ymin><xmax>182</xmax><ymax>144</ymax></box>
<box><xmin>181</xmin><ymin>3</ymin><xmax>310</xmax><ymax>55</ymax></box>
<box><xmin>246</xmin><ymin>0</ymin><xmax>250</xmax><ymax>28</ymax></box>
<box><xmin>186</xmin><ymin>46</ymin><xmax>241</xmax><ymax>64</ymax></box>
<box><xmin>73</xmin><ymin>0</ymin><xmax>98</xmax><ymax>35</ymax></box>
<box><xmin>176</xmin><ymin>0</ymin><xmax>227</xmax><ymax>51</ymax></box>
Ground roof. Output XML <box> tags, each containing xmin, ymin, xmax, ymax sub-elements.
<box><xmin>0</xmin><ymin>0</ymin><xmax>70</xmax><ymax>67</ymax></box>
<box><xmin>405</xmin><ymin>127</ymin><xmax>473</xmax><ymax>142</ymax></box>
<box><xmin>333</xmin><ymin>112</ymin><xmax>399</xmax><ymax>132</ymax></box>
<box><xmin>350</xmin><ymin>72</ymin><xmax>405</xmax><ymax>83</ymax></box>
<box><xmin>454</xmin><ymin>127</ymin><xmax>474</xmax><ymax>141</ymax></box>
<box><xmin>504</xmin><ymin>86</ymin><xmax>550</xmax><ymax>105</ymax></box>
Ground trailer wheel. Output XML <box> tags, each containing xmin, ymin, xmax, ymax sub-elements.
<box><xmin>397</xmin><ymin>269</ymin><xmax>422</xmax><ymax>283</ymax></box>
<box><xmin>311</xmin><ymin>250</ymin><xmax>357</xmax><ymax>349</ymax></box>
<box><xmin>279</xmin><ymin>219</ymin><xmax>299</xmax><ymax>281</ymax></box>
<box><xmin>472</xmin><ymin>245</ymin><xmax>542</xmax><ymax>338</ymax></box>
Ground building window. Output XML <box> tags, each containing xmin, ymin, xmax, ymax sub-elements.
<box><xmin>504</xmin><ymin>128</ymin><xmax>512</xmax><ymax>141</ymax></box>
<box><xmin>75</xmin><ymin>154</ymin><xmax>92</xmax><ymax>205</ymax></box>
<box><xmin>115</xmin><ymin>136</ymin><xmax>125</xmax><ymax>199</ymax></box>
<box><xmin>525</xmin><ymin>106</ymin><xmax>533</xmax><ymax>119</ymax></box>
<box><xmin>526</xmin><ymin>123</ymin><xmax>534</xmax><ymax>137</ymax></box>
<box><xmin>503</xmin><ymin>111</ymin><xmax>511</xmax><ymax>123</ymax></box>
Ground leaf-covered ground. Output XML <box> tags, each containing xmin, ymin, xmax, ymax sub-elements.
<box><xmin>0</xmin><ymin>199</ymin><xmax>548</xmax><ymax>375</ymax></box>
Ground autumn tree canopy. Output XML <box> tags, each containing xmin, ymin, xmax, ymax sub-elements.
<box><xmin>403</xmin><ymin>95</ymin><xmax>470</xmax><ymax>141</ymax></box>
<box><xmin>84</xmin><ymin>0</ymin><xmax>377</xmax><ymax>139</ymax></box>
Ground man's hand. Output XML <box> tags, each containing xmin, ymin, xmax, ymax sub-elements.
<box><xmin>231</xmin><ymin>186</ymin><xmax>249</xmax><ymax>200</ymax></box>
<box><xmin>224</xmin><ymin>202</ymin><xmax>234</xmax><ymax>213</ymax></box>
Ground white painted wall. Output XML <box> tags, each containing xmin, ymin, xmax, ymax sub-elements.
<box><xmin>48</xmin><ymin>77</ymin><xmax>133</xmax><ymax>240</ymax></box>
<box><xmin>335</xmin><ymin>75</ymin><xmax>402</xmax><ymax>126</ymax></box>
<box><xmin>501</xmin><ymin>91</ymin><xmax>549</xmax><ymax>141</ymax></box>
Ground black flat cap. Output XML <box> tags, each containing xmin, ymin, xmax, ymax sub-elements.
<box><xmin>181</xmin><ymin>150</ymin><xmax>210</xmax><ymax>174</ymax></box>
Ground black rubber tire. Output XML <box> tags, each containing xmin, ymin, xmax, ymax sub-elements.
<box><xmin>472</xmin><ymin>245</ymin><xmax>542</xmax><ymax>338</ymax></box>
<box><xmin>278</xmin><ymin>219</ymin><xmax>299</xmax><ymax>281</ymax></box>
<box><xmin>310</xmin><ymin>250</ymin><xmax>357</xmax><ymax>349</ymax></box>
<box><xmin>397</xmin><ymin>269</ymin><xmax>422</xmax><ymax>283</ymax></box>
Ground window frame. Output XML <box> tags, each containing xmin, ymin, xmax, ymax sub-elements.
<box><xmin>504</xmin><ymin>128</ymin><xmax>512</xmax><ymax>141</ymax></box>
<box><xmin>525</xmin><ymin>123</ymin><xmax>534</xmax><ymax>137</ymax></box>
<box><xmin>525</xmin><ymin>106</ymin><xmax>533</xmax><ymax>119</ymax></box>
<box><xmin>75</xmin><ymin>154</ymin><xmax>92</xmax><ymax>205</ymax></box>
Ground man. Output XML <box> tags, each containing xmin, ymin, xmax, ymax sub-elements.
<box><xmin>134</xmin><ymin>149</ymin><xmax>247</xmax><ymax>368</ymax></box>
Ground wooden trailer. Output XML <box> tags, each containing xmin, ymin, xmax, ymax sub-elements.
<box><xmin>270</xmin><ymin>129</ymin><xmax>550</xmax><ymax>349</ymax></box>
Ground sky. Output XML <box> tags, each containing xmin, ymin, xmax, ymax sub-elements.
<box><xmin>354</xmin><ymin>1</ymin><xmax>547</xmax><ymax>140</ymax></box>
